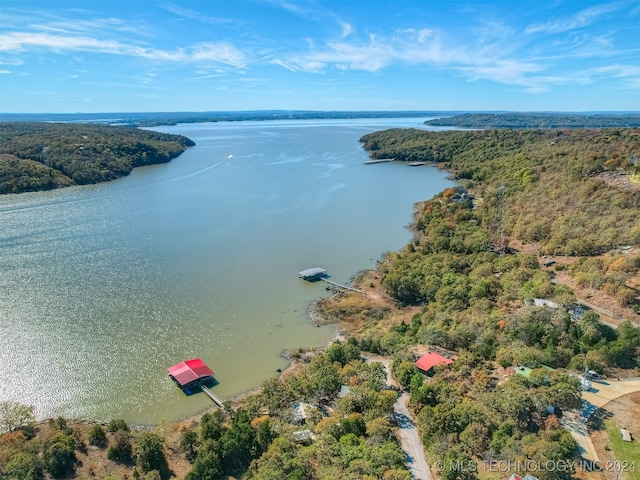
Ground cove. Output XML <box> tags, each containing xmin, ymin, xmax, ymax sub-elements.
<box><xmin>0</xmin><ymin>118</ymin><xmax>455</xmax><ymax>424</ymax></box>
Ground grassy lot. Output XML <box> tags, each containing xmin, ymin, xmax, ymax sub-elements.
<box><xmin>605</xmin><ymin>419</ymin><xmax>640</xmax><ymax>480</ymax></box>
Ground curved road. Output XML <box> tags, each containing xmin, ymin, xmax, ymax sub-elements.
<box><xmin>367</xmin><ymin>356</ymin><xmax>432</xmax><ymax>480</ymax></box>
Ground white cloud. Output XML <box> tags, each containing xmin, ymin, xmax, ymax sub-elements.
<box><xmin>339</xmin><ymin>22</ymin><xmax>352</xmax><ymax>38</ymax></box>
<box><xmin>525</xmin><ymin>3</ymin><xmax>623</xmax><ymax>34</ymax></box>
<box><xmin>272</xmin><ymin>59</ymin><xmax>297</xmax><ymax>72</ymax></box>
<box><xmin>456</xmin><ymin>60</ymin><xmax>564</xmax><ymax>93</ymax></box>
<box><xmin>190</xmin><ymin>43</ymin><xmax>247</xmax><ymax>67</ymax></box>
<box><xmin>0</xmin><ymin>70</ymin><xmax>11</xmax><ymax>74</ymax></box>
<box><xmin>0</xmin><ymin>32</ymin><xmax>246</xmax><ymax>67</ymax></box>
<box><xmin>34</xmin><ymin>17</ymin><xmax>151</xmax><ymax>36</ymax></box>
<box><xmin>282</xmin><ymin>28</ymin><xmax>468</xmax><ymax>73</ymax></box>
<box><xmin>163</xmin><ymin>4</ymin><xmax>236</xmax><ymax>26</ymax></box>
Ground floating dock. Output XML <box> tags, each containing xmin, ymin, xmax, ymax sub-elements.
<box><xmin>299</xmin><ymin>267</ymin><xmax>364</xmax><ymax>294</ymax></box>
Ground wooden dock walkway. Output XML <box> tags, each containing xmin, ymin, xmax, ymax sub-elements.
<box><xmin>321</xmin><ymin>278</ymin><xmax>365</xmax><ymax>294</ymax></box>
<box><xmin>201</xmin><ymin>386</ymin><xmax>224</xmax><ymax>408</ymax></box>
<box><xmin>364</xmin><ymin>158</ymin><xmax>394</xmax><ymax>164</ymax></box>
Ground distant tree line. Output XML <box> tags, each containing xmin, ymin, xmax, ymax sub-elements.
<box><xmin>425</xmin><ymin>113</ymin><xmax>640</xmax><ymax>129</ymax></box>
<box><xmin>0</xmin><ymin>122</ymin><xmax>194</xmax><ymax>194</ymax></box>
<box><xmin>0</xmin><ymin>111</ymin><xmax>456</xmax><ymax>127</ymax></box>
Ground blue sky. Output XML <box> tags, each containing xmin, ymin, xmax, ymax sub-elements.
<box><xmin>1</xmin><ymin>0</ymin><xmax>639</xmax><ymax>113</ymax></box>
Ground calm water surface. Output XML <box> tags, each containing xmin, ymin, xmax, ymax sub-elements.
<box><xmin>0</xmin><ymin>118</ymin><xmax>454</xmax><ymax>424</ymax></box>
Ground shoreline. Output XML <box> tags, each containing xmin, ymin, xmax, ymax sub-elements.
<box><xmin>137</xmin><ymin>296</ymin><xmax>347</xmax><ymax>429</ymax></box>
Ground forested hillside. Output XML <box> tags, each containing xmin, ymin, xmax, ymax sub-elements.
<box><xmin>2</xmin><ymin>127</ymin><xmax>639</xmax><ymax>480</ymax></box>
<box><xmin>424</xmin><ymin>113</ymin><xmax>640</xmax><ymax>129</ymax></box>
<box><xmin>0</xmin><ymin>123</ymin><xmax>194</xmax><ymax>194</ymax></box>
<box><xmin>361</xmin><ymin>128</ymin><xmax>640</xmax><ymax>256</ymax></box>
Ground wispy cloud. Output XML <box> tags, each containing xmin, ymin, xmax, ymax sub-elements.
<box><xmin>34</xmin><ymin>17</ymin><xmax>152</xmax><ymax>36</ymax></box>
<box><xmin>0</xmin><ymin>32</ymin><xmax>246</xmax><ymax>67</ymax></box>
<box><xmin>271</xmin><ymin>59</ymin><xmax>297</xmax><ymax>72</ymax></box>
<box><xmin>163</xmin><ymin>4</ymin><xmax>237</xmax><ymax>26</ymax></box>
<box><xmin>277</xmin><ymin>28</ymin><xmax>466</xmax><ymax>73</ymax></box>
<box><xmin>1</xmin><ymin>1</ymin><xmax>636</xmax><ymax>101</ymax></box>
<box><xmin>525</xmin><ymin>2</ymin><xmax>623</xmax><ymax>34</ymax></box>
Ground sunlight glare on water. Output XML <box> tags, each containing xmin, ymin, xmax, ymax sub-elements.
<box><xmin>0</xmin><ymin>118</ymin><xmax>455</xmax><ymax>424</ymax></box>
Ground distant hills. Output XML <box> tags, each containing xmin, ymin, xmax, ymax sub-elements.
<box><xmin>0</xmin><ymin>110</ymin><xmax>456</xmax><ymax>127</ymax></box>
<box><xmin>2</xmin><ymin>111</ymin><xmax>638</xmax><ymax>128</ymax></box>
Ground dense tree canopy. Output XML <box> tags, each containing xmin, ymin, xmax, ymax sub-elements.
<box><xmin>361</xmin><ymin>128</ymin><xmax>640</xmax><ymax>255</ymax></box>
<box><xmin>424</xmin><ymin>113</ymin><xmax>640</xmax><ymax>129</ymax></box>
<box><xmin>0</xmin><ymin>122</ymin><xmax>194</xmax><ymax>194</ymax></box>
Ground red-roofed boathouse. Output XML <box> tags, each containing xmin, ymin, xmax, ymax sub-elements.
<box><xmin>167</xmin><ymin>358</ymin><xmax>215</xmax><ymax>393</ymax></box>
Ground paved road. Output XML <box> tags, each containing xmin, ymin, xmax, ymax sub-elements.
<box><xmin>394</xmin><ymin>392</ymin><xmax>432</xmax><ymax>480</ymax></box>
<box><xmin>367</xmin><ymin>356</ymin><xmax>432</xmax><ymax>480</ymax></box>
<box><xmin>561</xmin><ymin>378</ymin><xmax>640</xmax><ymax>463</ymax></box>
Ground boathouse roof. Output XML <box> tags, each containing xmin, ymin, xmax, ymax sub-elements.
<box><xmin>415</xmin><ymin>352</ymin><xmax>453</xmax><ymax>373</ymax></box>
<box><xmin>298</xmin><ymin>267</ymin><xmax>327</xmax><ymax>279</ymax></box>
<box><xmin>167</xmin><ymin>358</ymin><xmax>214</xmax><ymax>386</ymax></box>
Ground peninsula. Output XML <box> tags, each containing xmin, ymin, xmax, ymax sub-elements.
<box><xmin>0</xmin><ymin>123</ymin><xmax>195</xmax><ymax>194</ymax></box>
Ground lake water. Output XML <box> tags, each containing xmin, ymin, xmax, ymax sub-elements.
<box><xmin>0</xmin><ymin>118</ymin><xmax>454</xmax><ymax>425</ymax></box>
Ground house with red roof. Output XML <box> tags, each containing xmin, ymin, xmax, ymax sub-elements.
<box><xmin>415</xmin><ymin>351</ymin><xmax>453</xmax><ymax>374</ymax></box>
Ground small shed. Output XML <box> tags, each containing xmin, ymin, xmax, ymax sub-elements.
<box><xmin>338</xmin><ymin>385</ymin><xmax>351</xmax><ymax>398</ymax></box>
<box><xmin>579</xmin><ymin>376</ymin><xmax>592</xmax><ymax>391</ymax></box>
<box><xmin>168</xmin><ymin>358</ymin><xmax>215</xmax><ymax>392</ymax></box>
<box><xmin>292</xmin><ymin>402</ymin><xmax>317</xmax><ymax>424</ymax></box>
<box><xmin>291</xmin><ymin>429</ymin><xmax>315</xmax><ymax>445</ymax></box>
<box><xmin>415</xmin><ymin>352</ymin><xmax>453</xmax><ymax>374</ymax></box>
<box><xmin>621</xmin><ymin>428</ymin><xmax>633</xmax><ymax>442</ymax></box>
<box><xmin>532</xmin><ymin>298</ymin><xmax>561</xmax><ymax>309</ymax></box>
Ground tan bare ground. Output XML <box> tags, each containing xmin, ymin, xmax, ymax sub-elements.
<box><xmin>13</xmin><ymin>419</ymin><xmax>196</xmax><ymax>480</ymax></box>
<box><xmin>509</xmin><ymin>240</ymin><xmax>640</xmax><ymax>328</ymax></box>
<box><xmin>590</xmin><ymin>391</ymin><xmax>640</xmax><ymax>480</ymax></box>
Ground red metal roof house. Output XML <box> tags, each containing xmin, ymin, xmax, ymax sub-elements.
<box><xmin>415</xmin><ymin>352</ymin><xmax>453</xmax><ymax>374</ymax></box>
<box><xmin>168</xmin><ymin>358</ymin><xmax>215</xmax><ymax>392</ymax></box>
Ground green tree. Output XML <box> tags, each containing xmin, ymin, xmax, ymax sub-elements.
<box><xmin>44</xmin><ymin>440</ymin><xmax>76</xmax><ymax>478</ymax></box>
<box><xmin>180</xmin><ymin>428</ymin><xmax>199</xmax><ymax>463</ymax></box>
<box><xmin>254</xmin><ymin>418</ymin><xmax>274</xmax><ymax>456</ymax></box>
<box><xmin>88</xmin><ymin>424</ymin><xmax>108</xmax><ymax>447</ymax></box>
<box><xmin>107</xmin><ymin>418</ymin><xmax>129</xmax><ymax>433</ymax></box>
<box><xmin>392</xmin><ymin>360</ymin><xmax>418</xmax><ymax>388</ymax></box>
<box><xmin>200</xmin><ymin>410</ymin><xmax>224</xmax><ymax>442</ymax></box>
<box><xmin>142</xmin><ymin>471</ymin><xmax>162</xmax><ymax>480</ymax></box>
<box><xmin>186</xmin><ymin>449</ymin><xmax>222</xmax><ymax>480</ymax></box>
<box><xmin>220</xmin><ymin>409</ymin><xmax>256</xmax><ymax>475</ymax></box>
<box><xmin>107</xmin><ymin>430</ymin><xmax>132</xmax><ymax>463</ymax></box>
<box><xmin>2</xmin><ymin>452</ymin><xmax>44</xmax><ymax>480</ymax></box>
<box><xmin>134</xmin><ymin>432</ymin><xmax>168</xmax><ymax>477</ymax></box>
<box><xmin>0</xmin><ymin>401</ymin><xmax>35</xmax><ymax>433</ymax></box>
